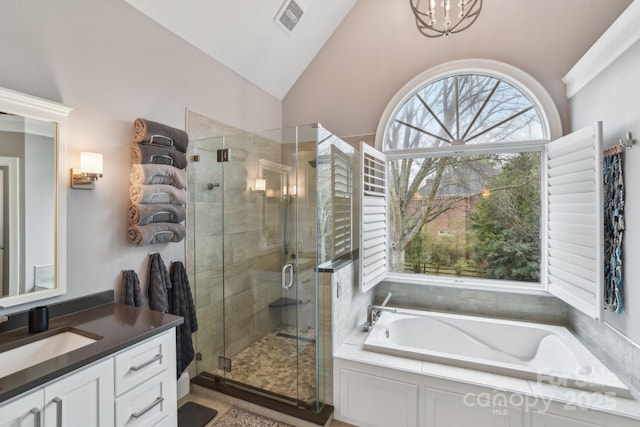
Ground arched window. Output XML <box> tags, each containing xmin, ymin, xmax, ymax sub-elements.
<box><xmin>385</xmin><ymin>74</ymin><xmax>544</xmax><ymax>150</ymax></box>
<box><xmin>371</xmin><ymin>60</ymin><xmax>562</xmax><ymax>290</ymax></box>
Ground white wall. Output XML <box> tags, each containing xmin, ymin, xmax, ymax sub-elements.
<box><xmin>0</xmin><ymin>0</ymin><xmax>281</xmax><ymax>310</ymax></box>
<box><xmin>570</xmin><ymin>39</ymin><xmax>640</xmax><ymax>346</ymax></box>
<box><xmin>282</xmin><ymin>0</ymin><xmax>631</xmax><ymax>137</ymax></box>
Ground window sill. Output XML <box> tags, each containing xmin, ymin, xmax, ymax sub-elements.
<box><xmin>384</xmin><ymin>272</ymin><xmax>553</xmax><ymax>297</ymax></box>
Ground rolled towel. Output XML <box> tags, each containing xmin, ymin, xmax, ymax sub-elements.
<box><xmin>127</xmin><ymin>223</ymin><xmax>186</xmax><ymax>246</ymax></box>
<box><xmin>131</xmin><ymin>143</ymin><xmax>187</xmax><ymax>169</ymax></box>
<box><xmin>130</xmin><ymin>164</ymin><xmax>187</xmax><ymax>189</ymax></box>
<box><xmin>134</xmin><ymin>118</ymin><xmax>189</xmax><ymax>152</ymax></box>
<box><xmin>130</xmin><ymin>184</ymin><xmax>186</xmax><ymax>205</ymax></box>
<box><xmin>129</xmin><ymin>203</ymin><xmax>186</xmax><ymax>225</ymax></box>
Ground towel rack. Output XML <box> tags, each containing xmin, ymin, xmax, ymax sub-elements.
<box><xmin>149</xmin><ymin>154</ymin><xmax>174</xmax><ymax>166</ymax></box>
<box><xmin>148</xmin><ymin>134</ymin><xmax>174</xmax><ymax>148</ymax></box>
<box><xmin>128</xmin><ymin>118</ymin><xmax>187</xmax><ymax>247</ymax></box>
<box><xmin>150</xmin><ymin>211</ymin><xmax>173</xmax><ymax>221</ymax></box>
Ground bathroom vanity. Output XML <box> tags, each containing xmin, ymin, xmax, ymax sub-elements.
<box><xmin>0</xmin><ymin>303</ymin><xmax>182</xmax><ymax>426</ymax></box>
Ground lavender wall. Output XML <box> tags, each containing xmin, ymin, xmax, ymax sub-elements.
<box><xmin>570</xmin><ymin>39</ymin><xmax>640</xmax><ymax>349</ymax></box>
<box><xmin>282</xmin><ymin>0</ymin><xmax>630</xmax><ymax>138</ymax></box>
<box><xmin>0</xmin><ymin>0</ymin><xmax>281</xmax><ymax>310</ymax></box>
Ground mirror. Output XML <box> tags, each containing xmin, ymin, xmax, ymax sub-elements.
<box><xmin>0</xmin><ymin>87</ymin><xmax>70</xmax><ymax>308</ymax></box>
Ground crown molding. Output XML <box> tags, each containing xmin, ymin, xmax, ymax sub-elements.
<box><xmin>563</xmin><ymin>1</ymin><xmax>640</xmax><ymax>98</ymax></box>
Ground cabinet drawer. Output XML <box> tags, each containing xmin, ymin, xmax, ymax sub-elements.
<box><xmin>115</xmin><ymin>330</ymin><xmax>174</xmax><ymax>396</ymax></box>
<box><xmin>0</xmin><ymin>389</ymin><xmax>44</xmax><ymax>427</ymax></box>
<box><xmin>116</xmin><ymin>370</ymin><xmax>176</xmax><ymax>427</ymax></box>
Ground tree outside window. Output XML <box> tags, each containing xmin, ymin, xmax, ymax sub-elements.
<box><xmin>384</xmin><ymin>74</ymin><xmax>544</xmax><ymax>283</ymax></box>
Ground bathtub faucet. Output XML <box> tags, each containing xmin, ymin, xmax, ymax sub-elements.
<box><xmin>364</xmin><ymin>292</ymin><xmax>396</xmax><ymax>331</ymax></box>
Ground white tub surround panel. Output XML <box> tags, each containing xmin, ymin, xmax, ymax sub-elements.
<box><xmin>335</xmin><ymin>328</ymin><xmax>640</xmax><ymax>427</ymax></box>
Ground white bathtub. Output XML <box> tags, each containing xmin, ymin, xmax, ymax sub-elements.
<box><xmin>363</xmin><ymin>308</ymin><xmax>631</xmax><ymax>397</ymax></box>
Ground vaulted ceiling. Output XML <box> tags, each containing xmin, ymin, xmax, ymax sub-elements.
<box><xmin>122</xmin><ymin>0</ymin><xmax>357</xmax><ymax>100</ymax></box>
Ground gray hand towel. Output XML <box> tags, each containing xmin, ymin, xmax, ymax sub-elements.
<box><xmin>129</xmin><ymin>184</ymin><xmax>186</xmax><ymax>205</ymax></box>
<box><xmin>169</xmin><ymin>261</ymin><xmax>198</xmax><ymax>378</ymax></box>
<box><xmin>128</xmin><ymin>203</ymin><xmax>186</xmax><ymax>225</ymax></box>
<box><xmin>134</xmin><ymin>118</ymin><xmax>189</xmax><ymax>153</ymax></box>
<box><xmin>131</xmin><ymin>143</ymin><xmax>187</xmax><ymax>169</ymax></box>
<box><xmin>127</xmin><ymin>223</ymin><xmax>186</xmax><ymax>246</ymax></box>
<box><xmin>130</xmin><ymin>163</ymin><xmax>187</xmax><ymax>189</ymax></box>
<box><xmin>148</xmin><ymin>253</ymin><xmax>171</xmax><ymax>313</ymax></box>
<box><xmin>120</xmin><ymin>270</ymin><xmax>143</xmax><ymax>307</ymax></box>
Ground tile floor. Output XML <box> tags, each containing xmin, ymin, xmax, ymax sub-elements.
<box><xmin>179</xmin><ymin>390</ymin><xmax>356</xmax><ymax>427</ymax></box>
<box><xmin>211</xmin><ymin>329</ymin><xmax>317</xmax><ymax>404</ymax></box>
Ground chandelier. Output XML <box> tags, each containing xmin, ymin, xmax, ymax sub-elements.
<box><xmin>410</xmin><ymin>0</ymin><xmax>483</xmax><ymax>38</ymax></box>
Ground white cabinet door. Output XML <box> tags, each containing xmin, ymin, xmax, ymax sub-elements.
<box><xmin>424</xmin><ymin>387</ymin><xmax>523</xmax><ymax>427</ymax></box>
<box><xmin>43</xmin><ymin>358</ymin><xmax>115</xmax><ymax>427</ymax></box>
<box><xmin>339</xmin><ymin>368</ymin><xmax>418</xmax><ymax>427</ymax></box>
<box><xmin>0</xmin><ymin>389</ymin><xmax>44</xmax><ymax>427</ymax></box>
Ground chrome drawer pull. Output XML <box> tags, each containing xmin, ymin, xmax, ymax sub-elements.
<box><xmin>131</xmin><ymin>396</ymin><xmax>164</xmax><ymax>419</ymax></box>
<box><xmin>130</xmin><ymin>353</ymin><xmax>163</xmax><ymax>371</ymax></box>
<box><xmin>30</xmin><ymin>407</ymin><xmax>42</xmax><ymax>427</ymax></box>
<box><xmin>52</xmin><ymin>397</ymin><xmax>62</xmax><ymax>427</ymax></box>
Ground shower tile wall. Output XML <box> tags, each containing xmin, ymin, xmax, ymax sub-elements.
<box><xmin>317</xmin><ymin>261</ymin><xmax>374</xmax><ymax>405</ymax></box>
<box><xmin>331</xmin><ymin>261</ymin><xmax>373</xmax><ymax>352</ymax></box>
<box><xmin>187</xmin><ymin>133</ymin><xmax>288</xmax><ymax>374</ymax></box>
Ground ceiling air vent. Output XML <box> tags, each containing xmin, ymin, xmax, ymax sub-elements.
<box><xmin>275</xmin><ymin>0</ymin><xmax>305</xmax><ymax>33</ymax></box>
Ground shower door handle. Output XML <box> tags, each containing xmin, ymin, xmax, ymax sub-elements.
<box><xmin>281</xmin><ymin>263</ymin><xmax>294</xmax><ymax>290</ymax></box>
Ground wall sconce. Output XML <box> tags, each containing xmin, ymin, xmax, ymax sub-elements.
<box><xmin>250</xmin><ymin>178</ymin><xmax>266</xmax><ymax>197</ymax></box>
<box><xmin>71</xmin><ymin>152</ymin><xmax>103</xmax><ymax>190</ymax></box>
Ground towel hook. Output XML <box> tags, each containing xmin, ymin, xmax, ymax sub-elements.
<box><xmin>619</xmin><ymin>131</ymin><xmax>635</xmax><ymax>150</ymax></box>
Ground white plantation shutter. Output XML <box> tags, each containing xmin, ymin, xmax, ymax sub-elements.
<box><xmin>545</xmin><ymin>122</ymin><xmax>603</xmax><ymax>320</ymax></box>
<box><xmin>332</xmin><ymin>145</ymin><xmax>352</xmax><ymax>258</ymax></box>
<box><xmin>360</xmin><ymin>142</ymin><xmax>387</xmax><ymax>293</ymax></box>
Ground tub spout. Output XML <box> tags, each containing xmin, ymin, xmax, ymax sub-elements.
<box><xmin>380</xmin><ymin>291</ymin><xmax>392</xmax><ymax>307</ymax></box>
<box><xmin>364</xmin><ymin>292</ymin><xmax>395</xmax><ymax>331</ymax></box>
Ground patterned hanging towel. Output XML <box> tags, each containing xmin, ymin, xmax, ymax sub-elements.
<box><xmin>603</xmin><ymin>151</ymin><xmax>624</xmax><ymax>313</ymax></box>
<box><xmin>120</xmin><ymin>270</ymin><xmax>143</xmax><ymax>307</ymax></box>
<box><xmin>148</xmin><ymin>253</ymin><xmax>171</xmax><ymax>313</ymax></box>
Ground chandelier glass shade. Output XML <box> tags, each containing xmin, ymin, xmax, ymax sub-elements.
<box><xmin>410</xmin><ymin>0</ymin><xmax>483</xmax><ymax>38</ymax></box>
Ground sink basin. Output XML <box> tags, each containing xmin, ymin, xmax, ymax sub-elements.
<box><xmin>0</xmin><ymin>331</ymin><xmax>97</xmax><ymax>379</ymax></box>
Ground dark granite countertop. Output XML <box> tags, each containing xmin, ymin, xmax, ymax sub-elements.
<box><xmin>0</xmin><ymin>303</ymin><xmax>183</xmax><ymax>403</ymax></box>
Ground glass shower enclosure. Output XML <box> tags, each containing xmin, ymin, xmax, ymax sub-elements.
<box><xmin>186</xmin><ymin>114</ymin><xmax>357</xmax><ymax>414</ymax></box>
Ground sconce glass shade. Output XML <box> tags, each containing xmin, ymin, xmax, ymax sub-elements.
<box><xmin>80</xmin><ymin>152</ymin><xmax>103</xmax><ymax>175</ymax></box>
<box><xmin>255</xmin><ymin>178</ymin><xmax>266</xmax><ymax>192</ymax></box>
<box><xmin>71</xmin><ymin>151</ymin><xmax>103</xmax><ymax>189</ymax></box>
